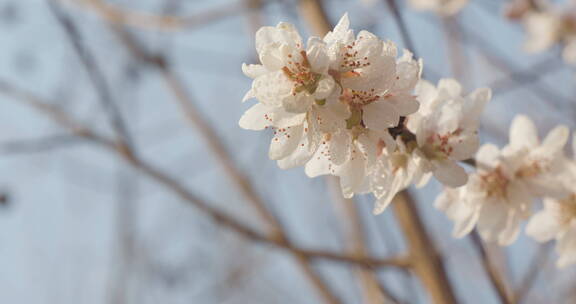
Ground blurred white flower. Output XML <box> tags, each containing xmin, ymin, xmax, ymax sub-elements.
<box><xmin>436</xmin><ymin>115</ymin><xmax>572</xmax><ymax>245</ymax></box>
<box><xmin>436</xmin><ymin>143</ymin><xmax>532</xmax><ymax>245</ymax></box>
<box><xmin>526</xmin><ymin>195</ymin><xmax>576</xmax><ymax>268</ymax></box>
<box><xmin>325</xmin><ymin>14</ymin><xmax>421</xmax><ymax>135</ymax></box>
<box><xmin>408</xmin><ymin>79</ymin><xmax>491</xmax><ymax>187</ymax></box>
<box><xmin>523</xmin><ymin>11</ymin><xmax>562</xmax><ymax>54</ymax></box>
<box><xmin>407</xmin><ymin>0</ymin><xmax>469</xmax><ymax>16</ymax></box>
<box><xmin>517</xmin><ymin>2</ymin><xmax>576</xmax><ymax>65</ymax></box>
<box><xmin>371</xmin><ymin>139</ymin><xmax>432</xmax><ymax>214</ymax></box>
<box><xmin>526</xmin><ymin>134</ymin><xmax>576</xmax><ymax>268</ymax></box>
<box><xmin>502</xmin><ymin>115</ymin><xmax>571</xmax><ymax>198</ymax></box>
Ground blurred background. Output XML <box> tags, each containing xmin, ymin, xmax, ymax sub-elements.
<box><xmin>0</xmin><ymin>0</ymin><xmax>575</xmax><ymax>303</ymax></box>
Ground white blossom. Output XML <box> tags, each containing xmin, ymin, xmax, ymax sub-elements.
<box><xmin>371</xmin><ymin>139</ymin><xmax>432</xmax><ymax>214</ymax></box>
<box><xmin>526</xmin><ymin>135</ymin><xmax>576</xmax><ymax>268</ymax></box>
<box><xmin>526</xmin><ymin>195</ymin><xmax>576</xmax><ymax>268</ymax></box>
<box><xmin>408</xmin><ymin>79</ymin><xmax>491</xmax><ymax>187</ymax></box>
<box><xmin>436</xmin><ymin>115</ymin><xmax>571</xmax><ymax>245</ymax></box>
<box><xmin>436</xmin><ymin>143</ymin><xmax>532</xmax><ymax>245</ymax></box>
<box><xmin>240</xmin><ymin>21</ymin><xmax>348</xmax><ymax>169</ymax></box>
<box><xmin>517</xmin><ymin>2</ymin><xmax>576</xmax><ymax>65</ymax></box>
<box><xmin>501</xmin><ymin>115</ymin><xmax>571</xmax><ymax>198</ymax></box>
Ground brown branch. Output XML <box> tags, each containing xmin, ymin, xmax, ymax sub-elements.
<box><xmin>513</xmin><ymin>243</ymin><xmax>553</xmax><ymax>303</ymax></box>
<box><xmin>0</xmin><ymin>134</ymin><xmax>86</xmax><ymax>154</ymax></box>
<box><xmin>48</xmin><ymin>0</ymin><xmax>132</xmax><ymax>147</ymax></box>
<box><xmin>297</xmin><ymin>1</ymin><xmax>458</xmax><ymax>303</ymax></box>
<box><xmin>470</xmin><ymin>231</ymin><xmax>513</xmax><ymax>304</ymax></box>
<box><xmin>393</xmin><ymin>192</ymin><xmax>458</xmax><ymax>304</ymax></box>
<box><xmin>0</xmin><ymin>79</ymin><xmax>411</xmax><ymax>272</ymax></box>
<box><xmin>60</xmin><ymin>0</ymin><xmax>249</xmax><ymax>31</ymax></box>
<box><xmin>383</xmin><ymin>0</ymin><xmax>417</xmax><ymax>56</ymax></box>
<box><xmin>329</xmin><ymin>177</ymin><xmax>400</xmax><ymax>304</ymax></box>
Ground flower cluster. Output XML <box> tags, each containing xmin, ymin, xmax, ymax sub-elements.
<box><xmin>240</xmin><ymin>13</ymin><xmax>490</xmax><ymax>214</ymax></box>
<box><xmin>506</xmin><ymin>0</ymin><xmax>576</xmax><ymax>64</ymax></box>
<box><xmin>407</xmin><ymin>0</ymin><xmax>469</xmax><ymax>16</ymax></box>
<box><xmin>437</xmin><ymin>115</ymin><xmax>576</xmax><ymax>267</ymax></box>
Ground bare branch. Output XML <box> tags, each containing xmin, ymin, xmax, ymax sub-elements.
<box><xmin>48</xmin><ymin>0</ymin><xmax>132</xmax><ymax>147</ymax></box>
<box><xmin>471</xmin><ymin>231</ymin><xmax>513</xmax><ymax>304</ymax></box>
<box><xmin>513</xmin><ymin>243</ymin><xmax>553</xmax><ymax>303</ymax></box>
<box><xmin>60</xmin><ymin>0</ymin><xmax>250</xmax><ymax>31</ymax></box>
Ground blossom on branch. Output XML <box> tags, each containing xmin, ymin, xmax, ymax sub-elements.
<box><xmin>436</xmin><ymin>115</ymin><xmax>572</xmax><ymax>246</ymax></box>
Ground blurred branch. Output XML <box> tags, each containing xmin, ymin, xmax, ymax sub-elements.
<box><xmin>382</xmin><ymin>1</ymin><xmax>457</xmax><ymax>302</ymax></box>
<box><xmin>61</xmin><ymin>0</ymin><xmax>251</xmax><ymax>31</ymax></box>
<box><xmin>106</xmin><ymin>20</ymin><xmax>344</xmax><ymax>304</ymax></box>
<box><xmin>48</xmin><ymin>0</ymin><xmax>133</xmax><ymax>148</ymax></box>
<box><xmin>0</xmin><ymin>80</ymin><xmax>411</xmax><ymax>304</ymax></box>
<box><xmin>470</xmin><ymin>231</ymin><xmax>513</xmax><ymax>304</ymax></box>
<box><xmin>393</xmin><ymin>192</ymin><xmax>458</xmax><ymax>304</ymax></box>
<box><xmin>459</xmin><ymin>26</ymin><xmax>569</xmax><ymax>109</ymax></box>
<box><xmin>383</xmin><ymin>0</ymin><xmax>417</xmax><ymax>56</ymax></box>
<box><xmin>297</xmin><ymin>0</ymin><xmax>331</xmax><ymax>37</ymax></box>
<box><xmin>329</xmin><ymin>177</ymin><xmax>401</xmax><ymax>304</ymax></box>
<box><xmin>0</xmin><ymin>134</ymin><xmax>86</xmax><ymax>154</ymax></box>
<box><xmin>513</xmin><ymin>243</ymin><xmax>553</xmax><ymax>303</ymax></box>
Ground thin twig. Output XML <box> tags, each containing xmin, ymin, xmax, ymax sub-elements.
<box><xmin>382</xmin><ymin>1</ymin><xmax>458</xmax><ymax>302</ymax></box>
<box><xmin>0</xmin><ymin>134</ymin><xmax>86</xmax><ymax>154</ymax></box>
<box><xmin>0</xmin><ymin>79</ymin><xmax>412</xmax><ymax>272</ymax></box>
<box><xmin>513</xmin><ymin>243</ymin><xmax>553</xmax><ymax>303</ymax></box>
<box><xmin>60</xmin><ymin>0</ymin><xmax>251</xmax><ymax>31</ymax></box>
<box><xmin>383</xmin><ymin>0</ymin><xmax>417</xmax><ymax>57</ymax></box>
<box><xmin>471</xmin><ymin>231</ymin><xmax>513</xmax><ymax>304</ymax></box>
<box><xmin>329</xmin><ymin>177</ymin><xmax>400</xmax><ymax>304</ymax></box>
<box><xmin>48</xmin><ymin>0</ymin><xmax>132</xmax><ymax>147</ymax></box>
<box><xmin>393</xmin><ymin>192</ymin><xmax>458</xmax><ymax>304</ymax></box>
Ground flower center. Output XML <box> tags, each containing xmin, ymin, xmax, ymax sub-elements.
<box><xmin>422</xmin><ymin>129</ymin><xmax>462</xmax><ymax>160</ymax></box>
<box><xmin>282</xmin><ymin>51</ymin><xmax>322</xmax><ymax>96</ymax></box>
<box><xmin>340</xmin><ymin>41</ymin><xmax>371</xmax><ymax>73</ymax></box>
<box><xmin>480</xmin><ymin>167</ymin><xmax>510</xmax><ymax>199</ymax></box>
<box><xmin>516</xmin><ymin>159</ymin><xmax>545</xmax><ymax>178</ymax></box>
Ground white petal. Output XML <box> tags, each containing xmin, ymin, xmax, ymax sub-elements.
<box><xmin>385</xmin><ymin>93</ymin><xmax>419</xmax><ymax>116</ymax></box>
<box><xmin>313</xmin><ymin>77</ymin><xmax>335</xmax><ymax>100</ymax></box>
<box><xmin>282</xmin><ymin>93</ymin><xmax>313</xmax><ymax>113</ymax></box>
<box><xmin>363</xmin><ymin>100</ymin><xmax>400</xmax><ymax>130</ymax></box>
<box><xmin>433</xmin><ymin>160</ymin><xmax>468</xmax><ymax>187</ymax></box>
<box><xmin>329</xmin><ymin>130</ymin><xmax>351</xmax><ymax>165</ymax></box>
<box><xmin>509</xmin><ymin>115</ymin><xmax>539</xmax><ymax>149</ymax></box>
<box><xmin>312</xmin><ymin>101</ymin><xmax>349</xmax><ymax>132</ymax></box>
<box><xmin>526</xmin><ymin>209</ymin><xmax>561</xmax><ymax>242</ymax></box>
<box><xmin>391</xmin><ymin>55</ymin><xmax>420</xmax><ymax>93</ymax></box>
<box><xmin>242</xmin><ymin>63</ymin><xmax>267</xmax><ymax>79</ymax></box>
<box><xmin>414</xmin><ymin>79</ymin><xmax>438</xmax><ymax>110</ymax></box>
<box><xmin>306</xmin><ymin>37</ymin><xmax>330</xmax><ymax>73</ymax></box>
<box><xmin>338</xmin><ymin>150</ymin><xmax>366</xmax><ymax>198</ymax></box>
<box><xmin>242</xmin><ymin>88</ymin><xmax>255</xmax><ymax>103</ymax></box>
<box><xmin>277</xmin><ymin>121</ymin><xmax>320</xmax><ymax>169</ymax></box>
<box><xmin>239</xmin><ymin>103</ymin><xmax>305</xmax><ymax>130</ymax></box>
<box><xmin>437</xmin><ymin>78</ymin><xmax>462</xmax><ymax>97</ymax></box>
<box><xmin>255</xmin><ymin>23</ymin><xmax>302</xmax><ymax>55</ymax></box>
<box><xmin>450</xmin><ymin>132</ymin><xmax>479</xmax><ymax>161</ymax></box>
<box><xmin>252</xmin><ymin>71</ymin><xmax>291</xmax><ymax>107</ymax></box>
<box><xmin>464</xmin><ymin>88</ymin><xmax>491</xmax><ymax>119</ymax></box>
<box><xmin>477</xmin><ymin>200</ymin><xmax>509</xmax><ymax>243</ymax></box>
<box><xmin>269</xmin><ymin>124</ymin><xmax>303</xmax><ymax>160</ymax></box>
<box><xmin>541</xmin><ymin>125</ymin><xmax>569</xmax><ymax>155</ymax></box>
<box><xmin>475</xmin><ymin>144</ymin><xmax>500</xmax><ymax>170</ymax></box>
